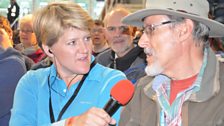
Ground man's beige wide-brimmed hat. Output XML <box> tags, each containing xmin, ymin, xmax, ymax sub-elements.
<box><xmin>122</xmin><ymin>0</ymin><xmax>224</xmax><ymax>37</ymax></box>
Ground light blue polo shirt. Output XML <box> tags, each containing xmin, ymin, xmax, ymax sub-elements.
<box><xmin>10</xmin><ymin>57</ymin><xmax>127</xmax><ymax>126</ymax></box>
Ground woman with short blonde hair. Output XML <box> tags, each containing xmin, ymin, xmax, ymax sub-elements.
<box><xmin>10</xmin><ymin>2</ymin><xmax>127</xmax><ymax>126</ymax></box>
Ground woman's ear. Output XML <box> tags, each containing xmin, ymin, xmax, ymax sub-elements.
<box><xmin>42</xmin><ymin>44</ymin><xmax>54</xmax><ymax>57</ymax></box>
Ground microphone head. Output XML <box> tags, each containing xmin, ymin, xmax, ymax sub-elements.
<box><xmin>110</xmin><ymin>80</ymin><xmax>135</xmax><ymax>105</ymax></box>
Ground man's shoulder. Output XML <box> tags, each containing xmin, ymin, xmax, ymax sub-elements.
<box><xmin>0</xmin><ymin>51</ymin><xmax>26</xmax><ymax>83</ymax></box>
<box><xmin>96</xmin><ymin>49</ymin><xmax>112</xmax><ymax>59</ymax></box>
<box><xmin>136</xmin><ymin>75</ymin><xmax>154</xmax><ymax>88</ymax></box>
<box><xmin>0</xmin><ymin>48</ymin><xmax>26</xmax><ymax>67</ymax></box>
<box><xmin>0</xmin><ymin>47</ymin><xmax>22</xmax><ymax>58</ymax></box>
<box><xmin>125</xmin><ymin>46</ymin><xmax>146</xmax><ymax>65</ymax></box>
<box><xmin>95</xmin><ymin>49</ymin><xmax>112</xmax><ymax>65</ymax></box>
<box><xmin>219</xmin><ymin>61</ymin><xmax>224</xmax><ymax>81</ymax></box>
<box><xmin>0</xmin><ymin>55</ymin><xmax>26</xmax><ymax>72</ymax></box>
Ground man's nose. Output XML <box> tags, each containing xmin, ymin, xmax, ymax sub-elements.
<box><xmin>138</xmin><ymin>33</ymin><xmax>149</xmax><ymax>48</ymax></box>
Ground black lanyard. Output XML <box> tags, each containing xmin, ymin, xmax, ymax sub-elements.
<box><xmin>48</xmin><ymin>60</ymin><xmax>96</xmax><ymax>123</ymax></box>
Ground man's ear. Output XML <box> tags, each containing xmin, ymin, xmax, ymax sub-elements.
<box><xmin>176</xmin><ymin>19</ymin><xmax>194</xmax><ymax>43</ymax></box>
<box><xmin>42</xmin><ymin>44</ymin><xmax>54</xmax><ymax>57</ymax></box>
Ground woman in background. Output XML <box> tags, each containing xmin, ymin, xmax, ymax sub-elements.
<box><xmin>17</xmin><ymin>14</ymin><xmax>45</xmax><ymax>63</ymax></box>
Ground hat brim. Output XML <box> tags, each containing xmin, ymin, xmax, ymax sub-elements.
<box><xmin>122</xmin><ymin>9</ymin><xmax>224</xmax><ymax>37</ymax></box>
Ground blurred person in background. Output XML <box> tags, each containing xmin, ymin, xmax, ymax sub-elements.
<box><xmin>17</xmin><ymin>14</ymin><xmax>45</xmax><ymax>63</ymax></box>
<box><xmin>0</xmin><ymin>15</ymin><xmax>33</xmax><ymax>70</ymax></box>
<box><xmin>133</xmin><ymin>28</ymin><xmax>143</xmax><ymax>45</ymax></box>
<box><xmin>0</xmin><ymin>14</ymin><xmax>26</xmax><ymax>126</ymax></box>
<box><xmin>119</xmin><ymin>0</ymin><xmax>224</xmax><ymax>125</ymax></box>
<box><xmin>96</xmin><ymin>6</ymin><xmax>146</xmax><ymax>84</ymax></box>
<box><xmin>10</xmin><ymin>2</ymin><xmax>127</xmax><ymax>126</ymax></box>
<box><xmin>7</xmin><ymin>0</ymin><xmax>20</xmax><ymax>30</ymax></box>
<box><xmin>91</xmin><ymin>19</ymin><xmax>109</xmax><ymax>57</ymax></box>
<box><xmin>208</xmin><ymin>0</ymin><xmax>224</xmax><ymax>62</ymax></box>
<box><xmin>12</xmin><ymin>29</ymin><xmax>21</xmax><ymax>49</ymax></box>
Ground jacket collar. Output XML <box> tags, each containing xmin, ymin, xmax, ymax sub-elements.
<box><xmin>144</xmin><ymin>49</ymin><xmax>220</xmax><ymax>102</ymax></box>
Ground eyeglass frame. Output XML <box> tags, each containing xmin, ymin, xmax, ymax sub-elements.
<box><xmin>19</xmin><ymin>29</ymin><xmax>34</xmax><ymax>34</ymax></box>
<box><xmin>91</xmin><ymin>28</ymin><xmax>104</xmax><ymax>33</ymax></box>
<box><xmin>106</xmin><ymin>25</ymin><xmax>130</xmax><ymax>34</ymax></box>
<box><xmin>142</xmin><ymin>20</ymin><xmax>176</xmax><ymax>36</ymax></box>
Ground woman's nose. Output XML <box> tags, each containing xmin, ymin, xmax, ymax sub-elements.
<box><xmin>79</xmin><ymin>40</ymin><xmax>89</xmax><ymax>53</ymax></box>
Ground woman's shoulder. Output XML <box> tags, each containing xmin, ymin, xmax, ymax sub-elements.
<box><xmin>19</xmin><ymin>67</ymin><xmax>51</xmax><ymax>84</ymax></box>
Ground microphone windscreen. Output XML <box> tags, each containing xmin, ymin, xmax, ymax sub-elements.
<box><xmin>110</xmin><ymin>80</ymin><xmax>134</xmax><ymax>105</ymax></box>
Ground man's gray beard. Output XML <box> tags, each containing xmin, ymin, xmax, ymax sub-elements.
<box><xmin>145</xmin><ymin>61</ymin><xmax>164</xmax><ymax>76</ymax></box>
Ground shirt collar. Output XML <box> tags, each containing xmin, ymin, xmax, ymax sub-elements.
<box><xmin>48</xmin><ymin>55</ymin><xmax>101</xmax><ymax>89</ymax></box>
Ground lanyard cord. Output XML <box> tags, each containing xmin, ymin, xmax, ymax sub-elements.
<box><xmin>48</xmin><ymin>60</ymin><xmax>96</xmax><ymax>123</ymax></box>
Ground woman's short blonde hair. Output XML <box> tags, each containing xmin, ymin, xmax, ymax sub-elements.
<box><xmin>33</xmin><ymin>1</ymin><xmax>93</xmax><ymax>48</ymax></box>
<box><xmin>19</xmin><ymin>14</ymin><xmax>33</xmax><ymax>28</ymax></box>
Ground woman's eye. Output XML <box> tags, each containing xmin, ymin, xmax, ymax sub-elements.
<box><xmin>67</xmin><ymin>40</ymin><xmax>76</xmax><ymax>45</ymax></box>
<box><xmin>84</xmin><ymin>36</ymin><xmax>91</xmax><ymax>42</ymax></box>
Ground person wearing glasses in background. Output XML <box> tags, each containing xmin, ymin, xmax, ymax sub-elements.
<box><xmin>16</xmin><ymin>14</ymin><xmax>45</xmax><ymax>63</ymax></box>
<box><xmin>10</xmin><ymin>2</ymin><xmax>127</xmax><ymax>126</ymax></box>
<box><xmin>91</xmin><ymin>19</ymin><xmax>110</xmax><ymax>57</ymax></box>
<box><xmin>119</xmin><ymin>0</ymin><xmax>224</xmax><ymax>126</ymax></box>
<box><xmin>96</xmin><ymin>6</ymin><xmax>146</xmax><ymax>84</ymax></box>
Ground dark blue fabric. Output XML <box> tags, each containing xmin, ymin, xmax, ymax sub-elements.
<box><xmin>0</xmin><ymin>47</ymin><xmax>26</xmax><ymax>126</ymax></box>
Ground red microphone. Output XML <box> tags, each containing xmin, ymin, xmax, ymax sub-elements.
<box><xmin>103</xmin><ymin>80</ymin><xmax>135</xmax><ymax>116</ymax></box>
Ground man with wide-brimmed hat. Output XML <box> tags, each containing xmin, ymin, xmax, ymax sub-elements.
<box><xmin>119</xmin><ymin>0</ymin><xmax>224</xmax><ymax>126</ymax></box>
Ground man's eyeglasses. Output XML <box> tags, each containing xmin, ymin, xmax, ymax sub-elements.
<box><xmin>142</xmin><ymin>20</ymin><xmax>175</xmax><ymax>35</ymax></box>
<box><xmin>106</xmin><ymin>26</ymin><xmax>130</xmax><ymax>34</ymax></box>
<box><xmin>91</xmin><ymin>28</ymin><xmax>104</xmax><ymax>33</ymax></box>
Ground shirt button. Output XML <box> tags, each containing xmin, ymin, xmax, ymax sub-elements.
<box><xmin>63</xmin><ymin>89</ymin><xmax>67</xmax><ymax>93</ymax></box>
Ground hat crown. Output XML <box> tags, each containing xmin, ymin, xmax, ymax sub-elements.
<box><xmin>122</xmin><ymin>0</ymin><xmax>224</xmax><ymax>37</ymax></box>
<box><xmin>146</xmin><ymin>0</ymin><xmax>209</xmax><ymax>18</ymax></box>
